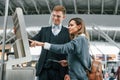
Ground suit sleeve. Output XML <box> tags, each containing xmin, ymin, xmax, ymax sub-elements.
<box><xmin>31</xmin><ymin>28</ymin><xmax>43</xmax><ymax>41</ymax></box>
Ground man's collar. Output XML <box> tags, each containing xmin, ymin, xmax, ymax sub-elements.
<box><xmin>52</xmin><ymin>24</ymin><xmax>62</xmax><ymax>29</ymax></box>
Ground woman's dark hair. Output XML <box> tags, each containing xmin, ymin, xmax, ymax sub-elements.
<box><xmin>69</xmin><ymin>17</ymin><xmax>89</xmax><ymax>39</ymax></box>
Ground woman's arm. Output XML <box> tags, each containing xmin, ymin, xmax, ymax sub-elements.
<box><xmin>29</xmin><ymin>36</ymin><xmax>84</xmax><ymax>55</ymax></box>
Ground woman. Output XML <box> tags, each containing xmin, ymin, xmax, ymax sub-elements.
<box><xmin>30</xmin><ymin>17</ymin><xmax>91</xmax><ymax>80</ymax></box>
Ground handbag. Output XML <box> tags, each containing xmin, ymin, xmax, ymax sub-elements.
<box><xmin>87</xmin><ymin>60</ymin><xmax>103</xmax><ymax>80</ymax></box>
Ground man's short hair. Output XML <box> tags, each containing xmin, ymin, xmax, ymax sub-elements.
<box><xmin>53</xmin><ymin>5</ymin><xmax>66</xmax><ymax>15</ymax></box>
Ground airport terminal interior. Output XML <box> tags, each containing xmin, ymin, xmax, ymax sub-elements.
<box><xmin>0</xmin><ymin>0</ymin><xmax>120</xmax><ymax>80</ymax></box>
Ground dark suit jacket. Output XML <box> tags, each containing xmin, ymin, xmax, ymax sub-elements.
<box><xmin>31</xmin><ymin>26</ymin><xmax>70</xmax><ymax>76</ymax></box>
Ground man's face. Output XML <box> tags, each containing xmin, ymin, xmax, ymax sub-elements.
<box><xmin>51</xmin><ymin>11</ymin><xmax>65</xmax><ymax>25</ymax></box>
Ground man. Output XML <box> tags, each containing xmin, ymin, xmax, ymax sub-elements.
<box><xmin>31</xmin><ymin>5</ymin><xmax>70</xmax><ymax>80</ymax></box>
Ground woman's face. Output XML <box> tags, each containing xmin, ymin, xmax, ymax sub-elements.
<box><xmin>68</xmin><ymin>20</ymin><xmax>81</xmax><ymax>35</ymax></box>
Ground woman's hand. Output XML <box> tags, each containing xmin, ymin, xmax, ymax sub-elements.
<box><xmin>64</xmin><ymin>74</ymin><xmax>70</xmax><ymax>80</ymax></box>
<box><xmin>29</xmin><ymin>39</ymin><xmax>44</xmax><ymax>47</ymax></box>
<box><xmin>58</xmin><ymin>60</ymin><xmax>68</xmax><ymax>67</ymax></box>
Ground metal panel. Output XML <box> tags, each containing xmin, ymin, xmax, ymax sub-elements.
<box><xmin>5</xmin><ymin>7</ymin><xmax>32</xmax><ymax>69</ymax></box>
<box><xmin>4</xmin><ymin>67</ymin><xmax>35</xmax><ymax>80</ymax></box>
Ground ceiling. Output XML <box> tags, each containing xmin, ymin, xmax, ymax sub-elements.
<box><xmin>0</xmin><ymin>0</ymin><xmax>120</xmax><ymax>47</ymax></box>
<box><xmin>0</xmin><ymin>0</ymin><xmax>120</xmax><ymax>16</ymax></box>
